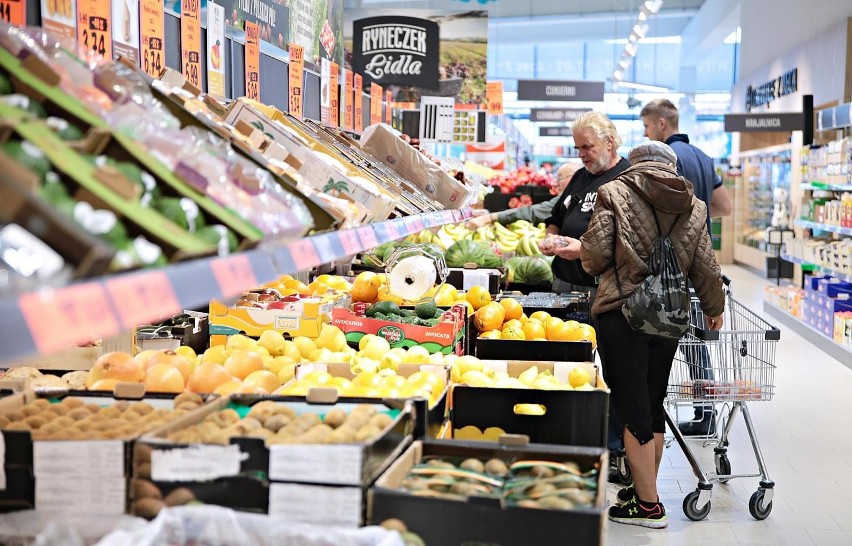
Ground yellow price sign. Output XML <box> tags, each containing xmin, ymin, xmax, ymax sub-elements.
<box><xmin>245</xmin><ymin>21</ymin><xmax>260</xmax><ymax>100</ymax></box>
<box><xmin>76</xmin><ymin>0</ymin><xmax>112</xmax><ymax>59</ymax></box>
<box><xmin>180</xmin><ymin>0</ymin><xmax>201</xmax><ymax>88</ymax></box>
<box><xmin>288</xmin><ymin>43</ymin><xmax>304</xmax><ymax>118</ymax></box>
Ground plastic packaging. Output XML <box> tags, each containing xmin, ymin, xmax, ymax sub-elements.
<box><xmin>94</xmin><ymin>506</ymin><xmax>405</xmax><ymax>546</ymax></box>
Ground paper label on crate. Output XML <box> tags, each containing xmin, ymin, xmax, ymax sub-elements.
<box><xmin>269</xmin><ymin>444</ymin><xmax>363</xmax><ymax>485</ymax></box>
<box><xmin>0</xmin><ymin>433</ymin><xmax>5</xmax><ymax>490</ymax></box>
<box><xmin>36</xmin><ymin>476</ymin><xmax>126</xmax><ymax>513</ymax></box>
<box><xmin>34</xmin><ymin>441</ymin><xmax>125</xmax><ymax>477</ymax></box>
<box><xmin>151</xmin><ymin>444</ymin><xmax>245</xmax><ymax>482</ymax></box>
<box><xmin>268</xmin><ymin>483</ymin><xmax>362</xmax><ymax>527</ymax></box>
<box><xmin>462</xmin><ymin>270</ymin><xmax>491</xmax><ymax>291</ymax></box>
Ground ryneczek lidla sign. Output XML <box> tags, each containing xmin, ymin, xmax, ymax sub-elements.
<box><xmin>352</xmin><ymin>16</ymin><xmax>440</xmax><ymax>89</ymax></box>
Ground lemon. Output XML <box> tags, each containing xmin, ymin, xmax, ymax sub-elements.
<box><xmin>201</xmin><ymin>345</ymin><xmax>227</xmax><ymax>365</ymax></box>
<box><xmin>277</xmin><ymin>363</ymin><xmax>297</xmax><ymax>383</ymax></box>
<box><xmin>292</xmin><ymin>336</ymin><xmax>318</xmax><ymax>359</ymax></box>
<box><xmin>460</xmin><ymin>370</ymin><xmax>492</xmax><ymax>387</ymax></box>
<box><xmin>380</xmin><ymin>351</ymin><xmax>403</xmax><ymax>372</ymax></box>
<box><xmin>404</xmin><ymin>346</ymin><xmax>431</xmax><ymax>364</ymax></box>
<box><xmin>568</xmin><ymin>366</ymin><xmax>592</xmax><ymax>388</ymax></box>
<box><xmin>258</xmin><ymin>330</ymin><xmax>287</xmax><ymax>356</ymax></box>
<box><xmin>280</xmin><ymin>340</ymin><xmax>302</xmax><ymax>363</ymax></box>
<box><xmin>175</xmin><ymin>346</ymin><xmax>196</xmax><ymax>360</ymax></box>
<box><xmin>267</xmin><ymin>355</ymin><xmax>295</xmax><ymax>374</ymax></box>
<box><xmin>360</xmin><ymin>336</ymin><xmax>391</xmax><ymax>361</ymax></box>
<box><xmin>302</xmin><ymin>370</ymin><xmax>332</xmax><ymax>386</ymax></box>
<box><xmin>351</xmin><ymin>355</ymin><xmax>380</xmax><ymax>375</ymax></box>
<box><xmin>226</xmin><ymin>333</ymin><xmax>257</xmax><ymax>351</ymax></box>
<box><xmin>316</xmin><ymin>324</ymin><xmax>347</xmax><ymax>352</ymax></box>
<box><xmin>308</xmin><ymin>347</ymin><xmax>334</xmax><ymax>363</ymax></box>
<box><xmin>427</xmin><ymin>352</ymin><xmax>445</xmax><ymax>366</ymax></box>
<box><xmin>359</xmin><ymin>334</ymin><xmax>380</xmax><ymax>351</ymax></box>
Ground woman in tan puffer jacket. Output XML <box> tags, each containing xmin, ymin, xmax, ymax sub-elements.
<box><xmin>580</xmin><ymin>141</ymin><xmax>725</xmax><ymax>529</ymax></box>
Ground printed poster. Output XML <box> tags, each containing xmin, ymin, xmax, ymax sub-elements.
<box><xmin>320</xmin><ymin>57</ymin><xmax>331</xmax><ymax>125</ymax></box>
<box><xmin>111</xmin><ymin>0</ymin><xmax>139</xmax><ymax>62</ymax></box>
<box><xmin>41</xmin><ymin>0</ymin><xmax>77</xmax><ymax>39</ymax></box>
<box><xmin>207</xmin><ymin>3</ymin><xmax>226</xmax><ymax>99</ymax></box>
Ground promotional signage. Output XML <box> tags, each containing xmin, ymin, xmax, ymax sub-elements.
<box><xmin>76</xmin><ymin>0</ymin><xmax>113</xmax><ymax>59</ymax></box>
<box><xmin>139</xmin><ymin>0</ymin><xmax>163</xmax><ymax>77</ymax></box>
<box><xmin>111</xmin><ymin>0</ymin><xmax>139</xmax><ymax>62</ymax></box>
<box><xmin>180</xmin><ymin>0</ymin><xmax>201</xmax><ymax>88</ymax></box>
<box><xmin>343</xmin><ymin>68</ymin><xmax>352</xmax><ymax>130</ymax></box>
<box><xmin>320</xmin><ymin>57</ymin><xmax>332</xmax><ymax>124</ymax></box>
<box><xmin>41</xmin><ymin>0</ymin><xmax>77</xmax><ymax>39</ymax></box>
<box><xmin>724</xmin><ymin>112</ymin><xmax>804</xmax><ymax>132</ymax></box>
<box><xmin>517</xmin><ymin>80</ymin><xmax>605</xmax><ymax>102</ymax></box>
<box><xmin>288</xmin><ymin>43</ymin><xmax>305</xmax><ymax>118</ymax></box>
<box><xmin>245</xmin><ymin>21</ymin><xmax>260</xmax><ymax>100</ymax></box>
<box><xmin>217</xmin><ymin>0</ymin><xmax>291</xmax><ymax>54</ymax></box>
<box><xmin>370</xmin><ymin>82</ymin><xmax>383</xmax><ymax>126</ymax></box>
<box><xmin>745</xmin><ymin>67</ymin><xmax>797</xmax><ymax>112</ymax></box>
<box><xmin>539</xmin><ymin>126</ymin><xmax>574</xmax><ymax>137</ymax></box>
<box><xmin>485</xmin><ymin>81</ymin><xmax>503</xmax><ymax>115</ymax></box>
<box><xmin>352</xmin><ymin>16</ymin><xmax>440</xmax><ymax>89</ymax></box>
<box><xmin>0</xmin><ymin>0</ymin><xmax>26</xmax><ymax>27</ymax></box>
<box><xmin>530</xmin><ymin>108</ymin><xmax>591</xmax><ymax>123</ymax></box>
<box><xmin>330</xmin><ymin>62</ymin><xmax>340</xmax><ymax>127</ymax></box>
<box><xmin>206</xmin><ymin>3</ymin><xmax>226</xmax><ymax>99</ymax></box>
<box><xmin>353</xmin><ymin>73</ymin><xmax>363</xmax><ymax>132</ymax></box>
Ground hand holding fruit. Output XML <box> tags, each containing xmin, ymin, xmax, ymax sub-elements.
<box><xmin>466</xmin><ymin>213</ymin><xmax>493</xmax><ymax>230</ymax></box>
<box><xmin>551</xmin><ymin>237</ymin><xmax>582</xmax><ymax>260</ymax></box>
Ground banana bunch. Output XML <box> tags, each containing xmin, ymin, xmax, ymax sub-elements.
<box><xmin>515</xmin><ymin>236</ymin><xmax>543</xmax><ymax>256</ymax></box>
<box><xmin>491</xmin><ymin>223</ymin><xmax>520</xmax><ymax>253</ymax></box>
<box><xmin>409</xmin><ymin>224</ymin><xmax>471</xmax><ymax>250</ymax></box>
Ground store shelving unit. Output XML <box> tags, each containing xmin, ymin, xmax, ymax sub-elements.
<box><xmin>793</xmin><ymin>219</ymin><xmax>852</xmax><ymax>237</ymax></box>
<box><xmin>781</xmin><ymin>253</ymin><xmax>852</xmax><ymax>283</ymax></box>
<box><xmin>0</xmin><ymin>208</ymin><xmax>473</xmax><ymax>364</ymax></box>
<box><xmin>763</xmin><ymin>299</ymin><xmax>852</xmax><ymax>365</ymax></box>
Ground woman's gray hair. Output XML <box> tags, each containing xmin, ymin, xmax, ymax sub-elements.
<box><xmin>629</xmin><ymin>141</ymin><xmax>678</xmax><ymax>166</ymax></box>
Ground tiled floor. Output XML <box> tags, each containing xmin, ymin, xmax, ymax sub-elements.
<box><xmin>605</xmin><ymin>265</ymin><xmax>852</xmax><ymax>545</ymax></box>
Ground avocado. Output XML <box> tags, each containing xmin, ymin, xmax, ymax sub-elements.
<box><xmin>371</xmin><ymin>300</ymin><xmax>401</xmax><ymax>317</ymax></box>
<box><xmin>156</xmin><ymin>196</ymin><xmax>205</xmax><ymax>232</ymax></box>
<box><xmin>0</xmin><ymin>73</ymin><xmax>12</xmax><ymax>95</ymax></box>
<box><xmin>39</xmin><ymin>172</ymin><xmax>69</xmax><ymax>204</ymax></box>
<box><xmin>1</xmin><ymin>94</ymin><xmax>47</xmax><ymax>117</ymax></box>
<box><xmin>415</xmin><ymin>299</ymin><xmax>437</xmax><ymax>320</ymax></box>
<box><xmin>2</xmin><ymin>140</ymin><xmax>52</xmax><ymax>183</ymax></box>
<box><xmin>45</xmin><ymin>117</ymin><xmax>84</xmax><ymax>141</ymax></box>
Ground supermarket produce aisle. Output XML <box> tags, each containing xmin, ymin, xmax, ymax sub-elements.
<box><xmin>606</xmin><ymin>265</ymin><xmax>852</xmax><ymax>545</ymax></box>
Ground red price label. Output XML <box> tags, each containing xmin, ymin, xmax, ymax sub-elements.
<box><xmin>19</xmin><ymin>284</ymin><xmax>121</xmax><ymax>354</ymax></box>
<box><xmin>288</xmin><ymin>43</ymin><xmax>304</xmax><ymax>118</ymax></box>
<box><xmin>141</xmin><ymin>0</ymin><xmax>165</xmax><ymax>77</ymax></box>
<box><xmin>353</xmin><ymin>73</ymin><xmax>363</xmax><ymax>132</ymax></box>
<box><xmin>210</xmin><ymin>255</ymin><xmax>258</xmax><ymax>298</ymax></box>
<box><xmin>76</xmin><ymin>0</ymin><xmax>113</xmax><ymax>59</ymax></box>
<box><xmin>486</xmin><ymin>81</ymin><xmax>504</xmax><ymax>115</ymax></box>
<box><xmin>339</xmin><ymin>230</ymin><xmax>361</xmax><ymax>255</ymax></box>
<box><xmin>245</xmin><ymin>22</ymin><xmax>260</xmax><ymax>100</ymax></box>
<box><xmin>180</xmin><ymin>0</ymin><xmax>201</xmax><ymax>87</ymax></box>
<box><xmin>0</xmin><ymin>0</ymin><xmax>25</xmax><ymax>27</ymax></box>
<box><xmin>357</xmin><ymin>226</ymin><xmax>378</xmax><ymax>249</ymax></box>
<box><xmin>105</xmin><ymin>272</ymin><xmax>180</xmax><ymax>329</ymax></box>
<box><xmin>385</xmin><ymin>221</ymin><xmax>400</xmax><ymax>240</ymax></box>
<box><xmin>288</xmin><ymin>239</ymin><xmax>320</xmax><ymax>271</ymax></box>
<box><xmin>452</xmin><ymin>210</ymin><xmax>463</xmax><ymax>222</ymax></box>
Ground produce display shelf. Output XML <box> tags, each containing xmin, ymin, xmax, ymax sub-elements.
<box><xmin>793</xmin><ymin>219</ymin><xmax>852</xmax><ymax>237</ymax></box>
<box><xmin>781</xmin><ymin>254</ymin><xmax>852</xmax><ymax>283</ymax></box>
<box><xmin>801</xmin><ymin>182</ymin><xmax>852</xmax><ymax>192</ymax></box>
<box><xmin>0</xmin><ymin>208</ymin><xmax>473</xmax><ymax>365</ymax></box>
<box><xmin>762</xmin><ymin>300</ymin><xmax>852</xmax><ymax>368</ymax></box>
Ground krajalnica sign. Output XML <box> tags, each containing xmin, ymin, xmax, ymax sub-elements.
<box><xmin>352</xmin><ymin>16</ymin><xmax>440</xmax><ymax>89</ymax></box>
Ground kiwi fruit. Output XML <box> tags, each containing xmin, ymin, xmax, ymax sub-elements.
<box><xmin>369</xmin><ymin>413</ymin><xmax>393</xmax><ymax>429</ymax></box>
<box><xmin>131</xmin><ymin>479</ymin><xmax>162</xmax><ymax>500</ymax></box>
<box><xmin>5</xmin><ymin>411</ymin><xmax>24</xmax><ymax>422</ymax></box>
<box><xmin>0</xmin><ymin>416</ymin><xmax>10</xmax><ymax>428</ymax></box>
<box><xmin>31</xmin><ymin>399</ymin><xmax>52</xmax><ymax>409</ymax></box>
<box><xmin>39</xmin><ymin>410</ymin><xmax>58</xmax><ymax>422</ymax></box>
<box><xmin>6</xmin><ymin>421</ymin><xmax>30</xmax><ymax>430</ymax></box>
<box><xmin>176</xmin><ymin>402</ymin><xmax>200</xmax><ymax>411</ymax></box>
<box><xmin>354</xmin><ymin>424</ymin><xmax>381</xmax><ymax>443</ymax></box>
<box><xmin>24</xmin><ymin>416</ymin><xmax>47</xmax><ymax>429</ymax></box>
<box><xmin>133</xmin><ymin>497</ymin><xmax>165</xmax><ymax>519</ymax></box>
<box><xmin>484</xmin><ymin>459</ymin><xmax>508</xmax><ymax>477</ymax></box>
<box><xmin>380</xmin><ymin>518</ymin><xmax>409</xmax><ymax>532</ymax></box>
<box><xmin>113</xmin><ymin>400</ymin><xmax>130</xmax><ymax>412</ymax></box>
<box><xmin>99</xmin><ymin>406</ymin><xmax>122</xmax><ymax>419</ymax></box>
<box><xmin>459</xmin><ymin>458</ymin><xmax>485</xmax><ymax>474</ymax></box>
<box><xmin>20</xmin><ymin>406</ymin><xmax>42</xmax><ymax>418</ymax></box>
<box><xmin>62</xmin><ymin>398</ymin><xmax>85</xmax><ymax>409</ymax></box>
<box><xmin>323</xmin><ymin>408</ymin><xmax>347</xmax><ymax>428</ymax></box>
<box><xmin>530</xmin><ymin>465</ymin><xmax>555</xmax><ymax>479</ymax></box>
<box><xmin>122</xmin><ymin>410</ymin><xmax>142</xmax><ymax>422</ymax></box>
<box><xmin>136</xmin><ymin>462</ymin><xmax>152</xmax><ymax>479</ymax></box>
<box><xmin>173</xmin><ymin>393</ymin><xmax>203</xmax><ymax>407</ymax></box>
<box><xmin>130</xmin><ymin>402</ymin><xmax>154</xmax><ymax>415</ymax></box>
<box><xmin>537</xmin><ymin>496</ymin><xmax>574</xmax><ymax>511</ymax></box>
<box><xmin>163</xmin><ymin>487</ymin><xmax>196</xmax><ymax>507</ymax></box>
<box><xmin>263</xmin><ymin>414</ymin><xmax>291</xmax><ymax>433</ymax></box>
<box><xmin>516</xmin><ymin>499</ymin><xmax>541</xmax><ymax>509</ymax></box>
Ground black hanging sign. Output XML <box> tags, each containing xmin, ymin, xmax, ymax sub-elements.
<box><xmin>517</xmin><ymin>80</ymin><xmax>605</xmax><ymax>102</ymax></box>
<box><xmin>724</xmin><ymin>112</ymin><xmax>804</xmax><ymax>132</ymax></box>
<box><xmin>539</xmin><ymin>126</ymin><xmax>573</xmax><ymax>137</ymax></box>
<box><xmin>352</xmin><ymin>16</ymin><xmax>440</xmax><ymax>89</ymax></box>
<box><xmin>530</xmin><ymin>108</ymin><xmax>591</xmax><ymax>122</ymax></box>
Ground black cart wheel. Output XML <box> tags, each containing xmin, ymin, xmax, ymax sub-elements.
<box><xmin>617</xmin><ymin>456</ymin><xmax>632</xmax><ymax>485</ymax></box>
<box><xmin>683</xmin><ymin>490</ymin><xmax>712</xmax><ymax>521</ymax></box>
<box><xmin>749</xmin><ymin>489</ymin><xmax>772</xmax><ymax>520</ymax></box>
<box><xmin>715</xmin><ymin>455</ymin><xmax>731</xmax><ymax>483</ymax></box>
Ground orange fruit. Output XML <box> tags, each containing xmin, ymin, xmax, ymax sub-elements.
<box><xmin>473</xmin><ymin>302</ymin><xmax>505</xmax><ymax>332</ymax></box>
<box><xmin>243</xmin><ymin>370</ymin><xmax>282</xmax><ymax>393</ymax></box>
<box><xmin>544</xmin><ymin>317</ymin><xmax>564</xmax><ymax>336</ymax></box>
<box><xmin>546</xmin><ymin>320</ymin><xmax>583</xmax><ymax>341</ymax></box>
<box><xmin>354</xmin><ymin>271</ymin><xmax>382</xmax><ymax>288</ymax></box>
<box><xmin>499</xmin><ymin>298</ymin><xmax>523</xmax><ymax>321</ymax></box>
<box><xmin>500</xmin><ymin>324</ymin><xmax>525</xmax><ymax>340</ymax></box>
<box><xmin>188</xmin><ymin>362</ymin><xmax>235</xmax><ymax>393</ymax></box>
<box><xmin>351</xmin><ymin>278</ymin><xmax>379</xmax><ymax>303</ymax></box>
<box><xmin>143</xmin><ymin>363</ymin><xmax>186</xmax><ymax>393</ymax></box>
<box><xmin>522</xmin><ymin>320</ymin><xmax>546</xmax><ymax>340</ymax></box>
<box><xmin>213</xmin><ymin>380</ymin><xmax>242</xmax><ymax>396</ymax></box>
<box><xmin>466</xmin><ymin>285</ymin><xmax>492</xmax><ymax>310</ymax></box>
<box><xmin>224</xmin><ymin>350</ymin><xmax>264</xmax><ymax>379</ymax></box>
<box><xmin>88</xmin><ymin>378</ymin><xmax>120</xmax><ymax>391</ymax></box>
<box><xmin>502</xmin><ymin>319</ymin><xmax>524</xmax><ymax>331</ymax></box>
<box><xmin>377</xmin><ymin>286</ymin><xmax>405</xmax><ymax>304</ymax></box>
<box><xmin>529</xmin><ymin>311</ymin><xmax>551</xmax><ymax>322</ymax></box>
<box><xmin>86</xmin><ymin>352</ymin><xmax>143</xmax><ymax>388</ymax></box>
<box><xmin>142</xmin><ymin>350</ymin><xmax>193</xmax><ymax>381</ymax></box>
<box><xmin>478</xmin><ymin>329</ymin><xmax>502</xmax><ymax>339</ymax></box>
<box><xmin>578</xmin><ymin>324</ymin><xmax>597</xmax><ymax>347</ymax></box>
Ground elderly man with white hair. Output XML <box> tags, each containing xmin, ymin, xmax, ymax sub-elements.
<box><xmin>579</xmin><ymin>140</ymin><xmax>725</xmax><ymax>529</ymax></box>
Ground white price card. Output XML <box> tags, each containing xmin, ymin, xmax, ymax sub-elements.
<box><xmin>34</xmin><ymin>441</ymin><xmax>125</xmax><ymax>477</ymax></box>
<box><xmin>269</xmin><ymin>444</ymin><xmax>363</xmax><ymax>485</ymax></box>
<box><xmin>268</xmin><ymin>482</ymin><xmax>362</xmax><ymax>527</ymax></box>
<box><xmin>36</xmin><ymin>476</ymin><xmax>126</xmax><ymax>513</ymax></box>
<box><xmin>462</xmin><ymin>270</ymin><xmax>491</xmax><ymax>292</ymax></box>
<box><xmin>151</xmin><ymin>444</ymin><xmax>246</xmax><ymax>482</ymax></box>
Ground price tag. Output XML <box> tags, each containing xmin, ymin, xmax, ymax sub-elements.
<box><xmin>370</xmin><ymin>82</ymin><xmax>382</xmax><ymax>126</ymax></box>
<box><xmin>0</xmin><ymin>0</ymin><xmax>26</xmax><ymax>27</ymax></box>
<box><xmin>76</xmin><ymin>0</ymin><xmax>113</xmax><ymax>59</ymax></box>
<box><xmin>463</xmin><ymin>270</ymin><xmax>491</xmax><ymax>291</ymax></box>
<box><xmin>140</xmin><ymin>0</ymin><xmax>164</xmax><ymax>77</ymax></box>
<box><xmin>339</xmin><ymin>229</ymin><xmax>362</xmax><ymax>255</ymax></box>
<box><xmin>311</xmin><ymin>233</ymin><xmax>343</xmax><ymax>261</ymax></box>
<box><xmin>269</xmin><ymin>444</ymin><xmax>363</xmax><ymax>485</ymax></box>
<box><xmin>34</xmin><ymin>440</ymin><xmax>125</xmax><ymax>477</ymax></box>
<box><xmin>210</xmin><ymin>255</ymin><xmax>258</xmax><ymax>299</ymax></box>
<box><xmin>151</xmin><ymin>444</ymin><xmax>244</xmax><ymax>481</ymax></box>
<box><xmin>385</xmin><ymin>90</ymin><xmax>393</xmax><ymax>124</ymax></box>
<box><xmin>357</xmin><ymin>226</ymin><xmax>378</xmax><ymax>249</ymax></box>
<box><xmin>344</xmin><ymin>70</ymin><xmax>353</xmax><ymax>131</ymax></box>
<box><xmin>244</xmin><ymin>22</ymin><xmax>260</xmax><ymax>100</ymax></box>
<box><xmin>288</xmin><ymin>239</ymin><xmax>320</xmax><ymax>271</ymax></box>
<box><xmin>105</xmin><ymin>271</ymin><xmax>180</xmax><ymax>329</ymax></box>
<box><xmin>288</xmin><ymin>43</ymin><xmax>304</xmax><ymax>118</ymax></box>
<box><xmin>18</xmin><ymin>284</ymin><xmax>120</xmax><ymax>354</ymax></box>
<box><xmin>486</xmin><ymin>81</ymin><xmax>504</xmax><ymax>115</ymax></box>
<box><xmin>329</xmin><ymin>61</ymin><xmax>340</xmax><ymax>128</ymax></box>
<box><xmin>353</xmin><ymin>73</ymin><xmax>363</xmax><ymax>132</ymax></box>
<box><xmin>180</xmin><ymin>0</ymin><xmax>200</xmax><ymax>88</ymax></box>
<box><xmin>36</xmin><ymin>477</ymin><xmax>126</xmax><ymax>513</ymax></box>
<box><xmin>385</xmin><ymin>220</ymin><xmax>400</xmax><ymax>240</ymax></box>
<box><xmin>269</xmin><ymin>483</ymin><xmax>362</xmax><ymax>527</ymax></box>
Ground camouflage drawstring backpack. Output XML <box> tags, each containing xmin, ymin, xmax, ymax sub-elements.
<box><xmin>613</xmin><ymin>204</ymin><xmax>691</xmax><ymax>339</ymax></box>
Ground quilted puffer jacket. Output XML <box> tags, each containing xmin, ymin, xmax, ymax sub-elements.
<box><xmin>579</xmin><ymin>162</ymin><xmax>725</xmax><ymax>319</ymax></box>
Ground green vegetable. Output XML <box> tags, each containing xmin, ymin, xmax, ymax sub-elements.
<box><xmin>400</xmin><ymin>316</ymin><xmax>419</xmax><ymax>324</ymax></box>
<box><xmin>445</xmin><ymin>240</ymin><xmax>502</xmax><ymax>268</ymax></box>
<box><xmin>46</xmin><ymin>117</ymin><xmax>84</xmax><ymax>141</ymax></box>
<box><xmin>0</xmin><ymin>73</ymin><xmax>12</xmax><ymax>95</ymax></box>
<box><xmin>196</xmin><ymin>225</ymin><xmax>239</xmax><ymax>254</ymax></box>
<box><xmin>156</xmin><ymin>196</ymin><xmax>206</xmax><ymax>232</ymax></box>
<box><xmin>370</xmin><ymin>301</ymin><xmax>401</xmax><ymax>317</ymax></box>
<box><xmin>415</xmin><ymin>299</ymin><xmax>437</xmax><ymax>320</ymax></box>
<box><xmin>2</xmin><ymin>140</ymin><xmax>51</xmax><ymax>183</ymax></box>
<box><xmin>1</xmin><ymin>94</ymin><xmax>47</xmax><ymax>117</ymax></box>
<box><xmin>39</xmin><ymin>173</ymin><xmax>69</xmax><ymax>205</ymax></box>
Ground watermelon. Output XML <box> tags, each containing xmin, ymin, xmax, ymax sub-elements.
<box><xmin>445</xmin><ymin>239</ymin><xmax>502</xmax><ymax>268</ymax></box>
<box><xmin>508</xmin><ymin>257</ymin><xmax>553</xmax><ymax>284</ymax></box>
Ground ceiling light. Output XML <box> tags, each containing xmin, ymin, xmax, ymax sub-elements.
<box><xmin>625</xmin><ymin>42</ymin><xmax>639</xmax><ymax>57</ymax></box>
<box><xmin>637</xmin><ymin>11</ymin><xmax>647</xmax><ymax>21</ymax></box>
<box><xmin>644</xmin><ymin>0</ymin><xmax>664</xmax><ymax>14</ymax></box>
<box><xmin>618</xmin><ymin>59</ymin><xmax>629</xmax><ymax>70</ymax></box>
<box><xmin>617</xmin><ymin>81</ymin><xmax>669</xmax><ymax>92</ymax></box>
<box><xmin>632</xmin><ymin>23</ymin><xmax>649</xmax><ymax>37</ymax></box>
<box><xmin>613</xmin><ymin>69</ymin><xmax>624</xmax><ymax>80</ymax></box>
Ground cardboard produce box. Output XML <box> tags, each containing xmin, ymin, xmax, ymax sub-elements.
<box><xmin>449</xmin><ymin>361</ymin><xmax>609</xmax><ymax>448</ymax></box>
<box><xmin>359</xmin><ymin>124</ymin><xmax>476</xmax><ymax>209</ymax></box>
<box><xmin>136</xmin><ymin>397</ymin><xmax>414</xmax><ymax>520</ymax></box>
<box><xmin>332</xmin><ymin>305</ymin><xmax>466</xmax><ymax>355</ymax></box>
<box><xmin>369</xmin><ymin>439</ymin><xmax>607</xmax><ymax>546</ymax></box>
<box><xmin>474</xmin><ymin>337</ymin><xmax>594</xmax><ymax>362</ymax></box>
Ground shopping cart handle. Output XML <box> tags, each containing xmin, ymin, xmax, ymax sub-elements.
<box><xmin>721</xmin><ymin>275</ymin><xmax>731</xmax><ymax>286</ymax></box>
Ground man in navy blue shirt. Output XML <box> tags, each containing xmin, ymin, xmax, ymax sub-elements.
<box><xmin>640</xmin><ymin>98</ymin><xmax>732</xmax><ymax>436</ymax></box>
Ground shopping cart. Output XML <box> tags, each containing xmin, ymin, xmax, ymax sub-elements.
<box><xmin>664</xmin><ymin>275</ymin><xmax>779</xmax><ymax>521</ymax></box>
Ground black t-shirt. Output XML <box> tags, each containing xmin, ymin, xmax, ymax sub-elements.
<box><xmin>545</xmin><ymin>157</ymin><xmax>631</xmax><ymax>286</ymax></box>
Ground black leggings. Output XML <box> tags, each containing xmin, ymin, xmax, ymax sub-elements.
<box><xmin>596</xmin><ymin>310</ymin><xmax>680</xmax><ymax>445</ymax></box>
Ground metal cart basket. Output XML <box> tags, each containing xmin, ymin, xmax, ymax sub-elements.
<box><xmin>665</xmin><ymin>276</ymin><xmax>780</xmax><ymax>521</ymax></box>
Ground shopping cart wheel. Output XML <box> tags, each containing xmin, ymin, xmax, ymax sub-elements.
<box><xmin>683</xmin><ymin>490</ymin><xmax>712</xmax><ymax>521</ymax></box>
<box><xmin>615</xmin><ymin>451</ymin><xmax>632</xmax><ymax>485</ymax></box>
<box><xmin>715</xmin><ymin>454</ymin><xmax>731</xmax><ymax>484</ymax></box>
<box><xmin>749</xmin><ymin>490</ymin><xmax>772</xmax><ymax>520</ymax></box>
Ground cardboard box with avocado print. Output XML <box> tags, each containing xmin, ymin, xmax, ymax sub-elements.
<box><xmin>448</xmin><ymin>361</ymin><xmax>609</xmax><ymax>448</ymax></box>
<box><xmin>332</xmin><ymin>303</ymin><xmax>466</xmax><ymax>355</ymax></box>
<box><xmin>368</xmin><ymin>439</ymin><xmax>607</xmax><ymax>546</ymax></box>
<box><xmin>0</xmin><ymin>385</ymin><xmax>217</xmax><ymax>515</ymax></box>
